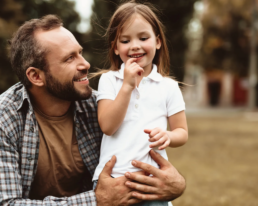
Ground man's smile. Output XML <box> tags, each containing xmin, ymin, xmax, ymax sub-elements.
<box><xmin>74</xmin><ymin>76</ymin><xmax>88</xmax><ymax>82</ymax></box>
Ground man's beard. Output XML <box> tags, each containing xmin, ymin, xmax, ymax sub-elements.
<box><xmin>45</xmin><ymin>71</ymin><xmax>92</xmax><ymax>101</ymax></box>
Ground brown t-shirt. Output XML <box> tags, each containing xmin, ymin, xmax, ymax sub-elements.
<box><xmin>29</xmin><ymin>106</ymin><xmax>88</xmax><ymax>200</ymax></box>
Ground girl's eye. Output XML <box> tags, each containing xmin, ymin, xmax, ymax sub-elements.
<box><xmin>140</xmin><ymin>37</ymin><xmax>148</xmax><ymax>41</ymax></box>
<box><xmin>121</xmin><ymin>40</ymin><xmax>129</xmax><ymax>44</ymax></box>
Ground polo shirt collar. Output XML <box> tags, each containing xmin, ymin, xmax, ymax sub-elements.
<box><xmin>148</xmin><ymin>64</ymin><xmax>163</xmax><ymax>82</ymax></box>
<box><xmin>114</xmin><ymin>63</ymin><xmax>162</xmax><ymax>82</ymax></box>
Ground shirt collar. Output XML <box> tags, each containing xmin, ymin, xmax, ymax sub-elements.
<box><xmin>17</xmin><ymin>85</ymin><xmax>34</xmax><ymax>113</ymax></box>
<box><xmin>113</xmin><ymin>63</ymin><xmax>162</xmax><ymax>82</ymax></box>
<box><xmin>147</xmin><ymin>64</ymin><xmax>163</xmax><ymax>82</ymax></box>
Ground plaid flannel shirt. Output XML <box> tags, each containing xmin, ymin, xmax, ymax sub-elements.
<box><xmin>0</xmin><ymin>83</ymin><xmax>103</xmax><ymax>206</ymax></box>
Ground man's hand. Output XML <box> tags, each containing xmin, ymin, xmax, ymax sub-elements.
<box><xmin>95</xmin><ymin>156</ymin><xmax>142</xmax><ymax>206</ymax></box>
<box><xmin>124</xmin><ymin>150</ymin><xmax>186</xmax><ymax>201</ymax></box>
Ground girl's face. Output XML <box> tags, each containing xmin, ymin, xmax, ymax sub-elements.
<box><xmin>114</xmin><ymin>14</ymin><xmax>161</xmax><ymax>73</ymax></box>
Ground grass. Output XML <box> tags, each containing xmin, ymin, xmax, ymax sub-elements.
<box><xmin>167</xmin><ymin>113</ymin><xmax>258</xmax><ymax>206</ymax></box>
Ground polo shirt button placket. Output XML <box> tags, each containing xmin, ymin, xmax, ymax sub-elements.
<box><xmin>135</xmin><ymin>90</ymin><xmax>140</xmax><ymax>110</ymax></box>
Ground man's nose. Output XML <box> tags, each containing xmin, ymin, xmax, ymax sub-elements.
<box><xmin>78</xmin><ymin>55</ymin><xmax>90</xmax><ymax>70</ymax></box>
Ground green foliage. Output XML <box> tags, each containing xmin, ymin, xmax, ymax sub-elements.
<box><xmin>87</xmin><ymin>0</ymin><xmax>197</xmax><ymax>89</ymax></box>
<box><xmin>0</xmin><ymin>0</ymin><xmax>197</xmax><ymax>93</ymax></box>
<box><xmin>0</xmin><ymin>0</ymin><xmax>82</xmax><ymax>93</ymax></box>
<box><xmin>200</xmin><ymin>1</ymin><xmax>251</xmax><ymax>76</ymax></box>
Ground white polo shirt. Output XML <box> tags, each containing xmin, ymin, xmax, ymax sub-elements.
<box><xmin>93</xmin><ymin>64</ymin><xmax>185</xmax><ymax>180</ymax></box>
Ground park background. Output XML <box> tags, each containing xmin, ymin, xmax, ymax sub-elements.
<box><xmin>0</xmin><ymin>0</ymin><xmax>257</xmax><ymax>205</ymax></box>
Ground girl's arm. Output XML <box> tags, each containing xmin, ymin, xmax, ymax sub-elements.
<box><xmin>98</xmin><ymin>58</ymin><xmax>143</xmax><ymax>136</ymax></box>
<box><xmin>146</xmin><ymin>110</ymin><xmax>188</xmax><ymax>149</ymax></box>
<box><xmin>98</xmin><ymin>85</ymin><xmax>132</xmax><ymax>136</ymax></box>
<box><xmin>167</xmin><ymin>110</ymin><xmax>188</xmax><ymax>147</ymax></box>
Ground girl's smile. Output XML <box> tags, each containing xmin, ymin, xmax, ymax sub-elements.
<box><xmin>128</xmin><ymin>53</ymin><xmax>146</xmax><ymax>58</ymax></box>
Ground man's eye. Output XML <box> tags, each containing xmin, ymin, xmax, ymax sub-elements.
<box><xmin>67</xmin><ymin>56</ymin><xmax>74</xmax><ymax>61</ymax></box>
<box><xmin>140</xmin><ymin>37</ymin><xmax>148</xmax><ymax>41</ymax></box>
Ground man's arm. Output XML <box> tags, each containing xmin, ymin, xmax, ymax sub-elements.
<box><xmin>124</xmin><ymin>150</ymin><xmax>186</xmax><ymax>201</ymax></box>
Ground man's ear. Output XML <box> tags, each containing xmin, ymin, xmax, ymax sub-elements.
<box><xmin>156</xmin><ymin>35</ymin><xmax>162</xmax><ymax>50</ymax></box>
<box><xmin>26</xmin><ymin>67</ymin><xmax>45</xmax><ymax>87</ymax></box>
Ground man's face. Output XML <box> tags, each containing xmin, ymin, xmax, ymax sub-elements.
<box><xmin>35</xmin><ymin>27</ymin><xmax>92</xmax><ymax>101</ymax></box>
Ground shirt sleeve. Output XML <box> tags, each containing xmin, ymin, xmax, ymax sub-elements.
<box><xmin>166</xmin><ymin>79</ymin><xmax>186</xmax><ymax>117</ymax></box>
<box><xmin>0</xmin><ymin>126</ymin><xmax>97</xmax><ymax>206</ymax></box>
<box><xmin>97</xmin><ymin>72</ymin><xmax>116</xmax><ymax>102</ymax></box>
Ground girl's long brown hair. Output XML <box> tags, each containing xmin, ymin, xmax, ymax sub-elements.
<box><xmin>89</xmin><ymin>0</ymin><xmax>171</xmax><ymax>79</ymax></box>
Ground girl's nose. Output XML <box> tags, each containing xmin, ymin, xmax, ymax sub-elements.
<box><xmin>131</xmin><ymin>40</ymin><xmax>140</xmax><ymax>51</ymax></box>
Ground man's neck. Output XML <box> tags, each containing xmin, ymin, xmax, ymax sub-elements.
<box><xmin>29</xmin><ymin>88</ymin><xmax>72</xmax><ymax>117</ymax></box>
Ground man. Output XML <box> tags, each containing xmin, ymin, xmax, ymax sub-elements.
<box><xmin>0</xmin><ymin>15</ymin><xmax>185</xmax><ymax>205</ymax></box>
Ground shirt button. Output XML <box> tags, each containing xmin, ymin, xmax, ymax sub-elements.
<box><xmin>136</xmin><ymin>95</ymin><xmax>140</xmax><ymax>99</ymax></box>
<box><xmin>135</xmin><ymin>104</ymin><xmax>138</xmax><ymax>109</ymax></box>
<box><xmin>142</xmin><ymin>80</ymin><xmax>146</xmax><ymax>84</ymax></box>
<box><xmin>30</xmin><ymin>127</ymin><xmax>34</xmax><ymax>132</ymax></box>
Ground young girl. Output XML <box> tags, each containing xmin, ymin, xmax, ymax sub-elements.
<box><xmin>92</xmin><ymin>1</ymin><xmax>188</xmax><ymax>205</ymax></box>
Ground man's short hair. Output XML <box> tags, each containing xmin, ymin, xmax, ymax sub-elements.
<box><xmin>9</xmin><ymin>15</ymin><xmax>63</xmax><ymax>88</ymax></box>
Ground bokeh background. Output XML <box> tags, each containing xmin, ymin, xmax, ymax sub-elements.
<box><xmin>0</xmin><ymin>0</ymin><xmax>257</xmax><ymax>205</ymax></box>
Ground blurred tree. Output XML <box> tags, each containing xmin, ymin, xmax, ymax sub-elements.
<box><xmin>0</xmin><ymin>0</ymin><xmax>82</xmax><ymax>93</ymax></box>
<box><xmin>0</xmin><ymin>0</ymin><xmax>25</xmax><ymax>93</ymax></box>
<box><xmin>200</xmin><ymin>0</ymin><xmax>251</xmax><ymax>76</ymax></box>
<box><xmin>88</xmin><ymin>0</ymin><xmax>197</xmax><ymax>89</ymax></box>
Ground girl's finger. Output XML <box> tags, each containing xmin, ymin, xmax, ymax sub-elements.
<box><xmin>149</xmin><ymin>128</ymin><xmax>161</xmax><ymax>137</ymax></box>
<box><xmin>144</xmin><ymin>129</ymin><xmax>152</xmax><ymax>134</ymax></box>
<box><xmin>149</xmin><ymin>132</ymin><xmax>162</xmax><ymax>142</ymax></box>
<box><xmin>126</xmin><ymin>62</ymin><xmax>137</xmax><ymax>71</ymax></box>
<box><xmin>149</xmin><ymin>138</ymin><xmax>165</xmax><ymax>148</ymax></box>
<box><xmin>153</xmin><ymin>137</ymin><xmax>167</xmax><ymax>147</ymax></box>
<box><xmin>126</xmin><ymin>57</ymin><xmax>138</xmax><ymax>65</ymax></box>
<box><xmin>158</xmin><ymin>140</ymin><xmax>170</xmax><ymax>150</ymax></box>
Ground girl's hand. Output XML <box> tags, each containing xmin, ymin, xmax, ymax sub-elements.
<box><xmin>123</xmin><ymin>58</ymin><xmax>144</xmax><ymax>90</ymax></box>
<box><xmin>144</xmin><ymin>128</ymin><xmax>171</xmax><ymax>150</ymax></box>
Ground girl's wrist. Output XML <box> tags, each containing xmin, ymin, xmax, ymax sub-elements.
<box><xmin>121</xmin><ymin>83</ymin><xmax>134</xmax><ymax>93</ymax></box>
